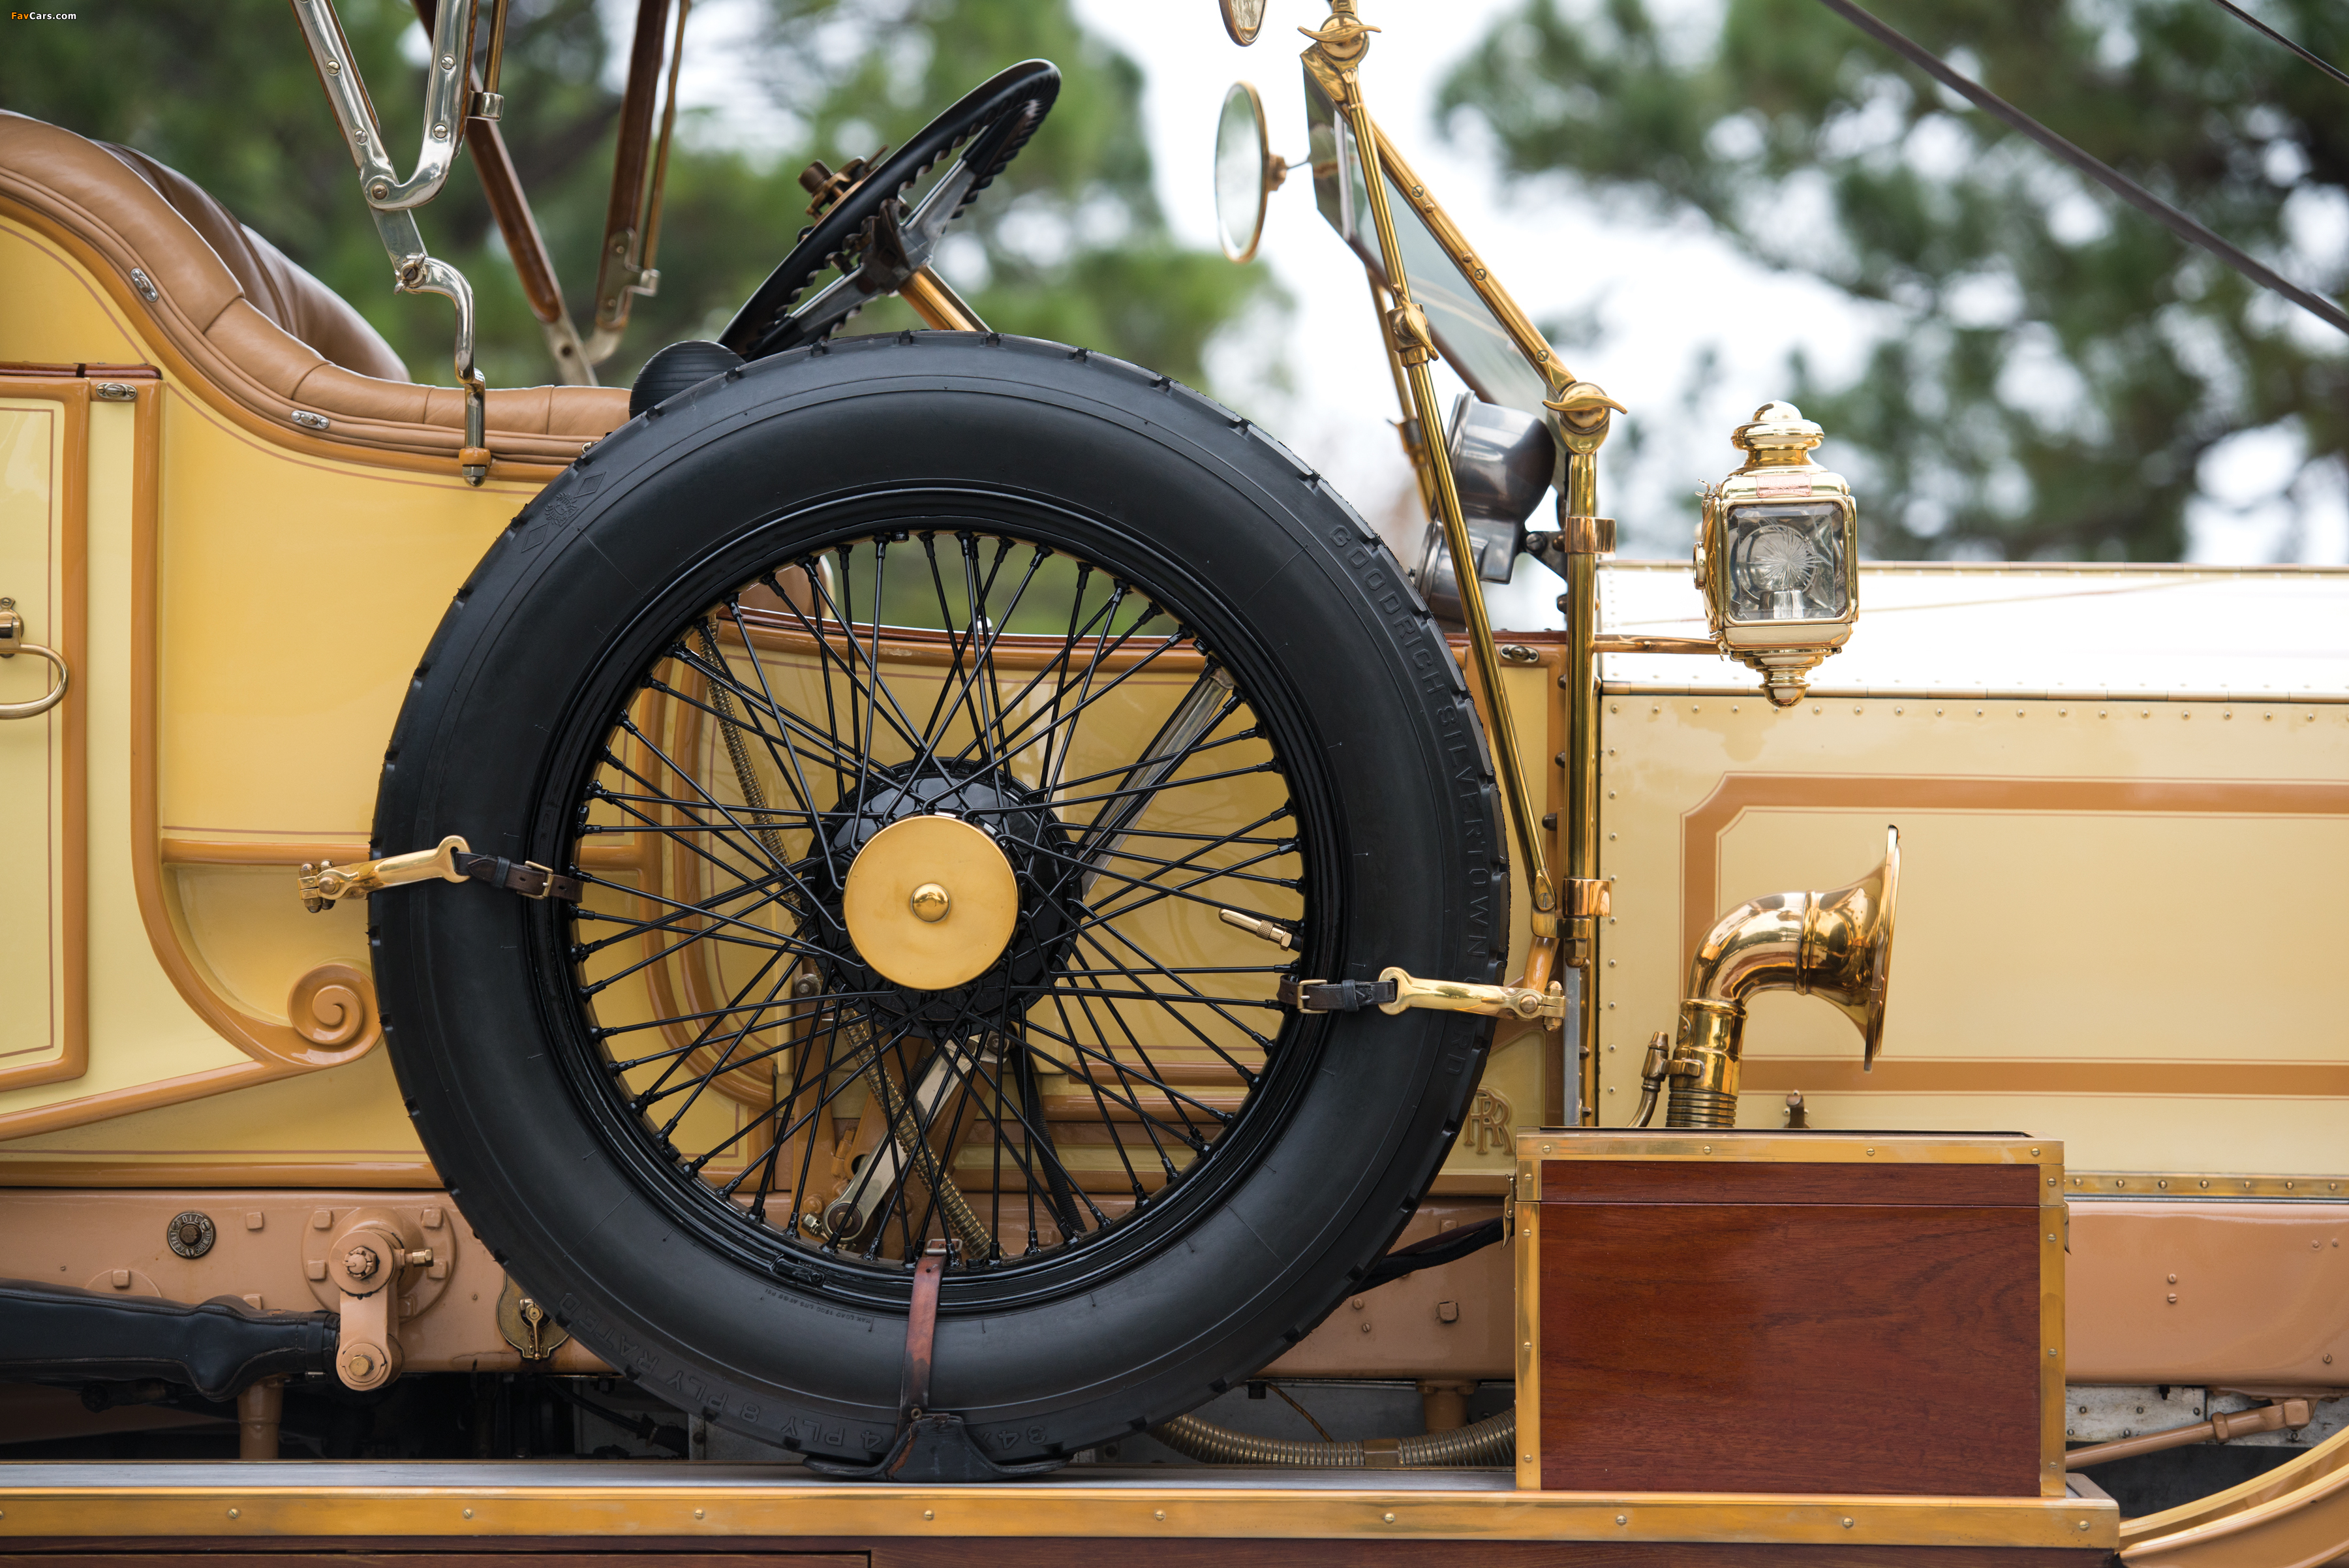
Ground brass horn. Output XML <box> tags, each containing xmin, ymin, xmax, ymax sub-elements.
<box><xmin>1636</xmin><ymin>826</ymin><xmax>1899</xmax><ymax>1130</ymax></box>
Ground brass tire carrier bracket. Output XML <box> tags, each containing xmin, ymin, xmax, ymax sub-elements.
<box><xmin>298</xmin><ymin>835</ymin><xmax>583</xmax><ymax>912</ymax></box>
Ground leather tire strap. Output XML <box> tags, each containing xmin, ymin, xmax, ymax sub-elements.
<box><xmin>898</xmin><ymin>1244</ymin><xmax>945</xmax><ymax>1419</ymax></box>
<box><xmin>451</xmin><ymin>851</ymin><xmax>583</xmax><ymax>903</ymax></box>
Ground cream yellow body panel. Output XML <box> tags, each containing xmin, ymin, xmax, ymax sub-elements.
<box><xmin>1591</xmin><ymin>561</ymin><xmax>2349</xmax><ymax>1176</ymax></box>
<box><xmin>0</xmin><ymin>217</ymin><xmax>530</xmax><ymax>1160</ymax></box>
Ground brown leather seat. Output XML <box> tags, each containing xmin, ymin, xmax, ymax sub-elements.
<box><xmin>0</xmin><ymin>110</ymin><xmax>628</xmax><ymax>469</ymax></box>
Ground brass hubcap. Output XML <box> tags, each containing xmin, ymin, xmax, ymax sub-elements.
<box><xmin>840</xmin><ymin>814</ymin><xmax>1018</xmax><ymax>991</ymax></box>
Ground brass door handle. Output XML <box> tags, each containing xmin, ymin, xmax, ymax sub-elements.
<box><xmin>0</xmin><ymin>598</ymin><xmax>69</xmax><ymax>720</ymax></box>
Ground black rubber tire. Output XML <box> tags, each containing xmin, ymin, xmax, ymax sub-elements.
<box><xmin>371</xmin><ymin>331</ymin><xmax>1506</xmax><ymax>1467</ymax></box>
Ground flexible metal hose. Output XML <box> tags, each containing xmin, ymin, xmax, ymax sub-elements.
<box><xmin>694</xmin><ymin>619</ymin><xmax>787</xmax><ymax>862</ymax></box>
<box><xmin>1150</xmin><ymin>1409</ymin><xmax>1514</xmax><ymax>1468</ymax></box>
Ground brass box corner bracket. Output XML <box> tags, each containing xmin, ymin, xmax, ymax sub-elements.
<box><xmin>1636</xmin><ymin>826</ymin><xmax>1898</xmax><ymax>1130</ymax></box>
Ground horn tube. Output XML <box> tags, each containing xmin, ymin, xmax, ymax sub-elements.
<box><xmin>1648</xmin><ymin>827</ymin><xmax>1900</xmax><ymax>1130</ymax></box>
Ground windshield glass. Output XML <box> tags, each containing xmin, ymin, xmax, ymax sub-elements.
<box><xmin>1304</xmin><ymin>71</ymin><xmax>1553</xmax><ymax>420</ymax></box>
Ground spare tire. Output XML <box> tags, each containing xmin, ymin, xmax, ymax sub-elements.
<box><xmin>371</xmin><ymin>331</ymin><xmax>1506</xmax><ymax>1468</ymax></box>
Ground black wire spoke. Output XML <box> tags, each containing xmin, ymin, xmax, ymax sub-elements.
<box><xmin>563</xmin><ymin>523</ymin><xmax>1308</xmax><ymax>1275</ymax></box>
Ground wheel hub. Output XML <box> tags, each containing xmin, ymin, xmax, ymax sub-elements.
<box><xmin>817</xmin><ymin>763</ymin><xmax>1081</xmax><ymax>1028</ymax></box>
<box><xmin>840</xmin><ymin>813</ymin><xmax>1018</xmax><ymax>991</ymax></box>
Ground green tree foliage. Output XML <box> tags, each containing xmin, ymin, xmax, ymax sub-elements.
<box><xmin>1</xmin><ymin>0</ymin><xmax>1275</xmax><ymax>393</ymax></box>
<box><xmin>1441</xmin><ymin>0</ymin><xmax>2349</xmax><ymax>559</ymax></box>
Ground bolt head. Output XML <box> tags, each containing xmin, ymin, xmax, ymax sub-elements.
<box><xmin>345</xmin><ymin>1244</ymin><xmax>381</xmax><ymax>1280</ymax></box>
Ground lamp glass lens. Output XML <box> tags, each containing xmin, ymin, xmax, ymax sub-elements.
<box><xmin>1723</xmin><ymin>501</ymin><xmax>1847</xmax><ymax>623</ymax></box>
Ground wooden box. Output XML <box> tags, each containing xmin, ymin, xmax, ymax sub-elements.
<box><xmin>1514</xmin><ymin>1131</ymin><xmax>2064</xmax><ymax>1497</ymax></box>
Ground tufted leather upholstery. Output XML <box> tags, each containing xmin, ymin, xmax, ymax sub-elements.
<box><xmin>0</xmin><ymin>110</ymin><xmax>628</xmax><ymax>468</ymax></box>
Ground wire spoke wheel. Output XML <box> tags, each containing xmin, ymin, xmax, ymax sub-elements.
<box><xmin>374</xmin><ymin>335</ymin><xmax>1501</xmax><ymax>1464</ymax></box>
<box><xmin>567</xmin><ymin>527</ymin><xmax>1312</xmax><ymax>1285</ymax></box>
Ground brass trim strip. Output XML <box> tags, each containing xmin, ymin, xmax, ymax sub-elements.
<box><xmin>0</xmin><ymin>1483</ymin><xmax>2115</xmax><ymax>1546</ymax></box>
<box><xmin>0</xmin><ymin>379</ymin><xmax>89</xmax><ymax>1095</ymax></box>
<box><xmin>2066</xmin><ymin>1171</ymin><xmax>2349</xmax><ymax>1199</ymax></box>
<box><xmin>1606</xmin><ymin>682</ymin><xmax>2349</xmax><ymax>705</ymax></box>
<box><xmin>0</xmin><ymin>1157</ymin><xmax>440</xmax><ymax>1188</ymax></box>
<box><xmin>2042</xmin><ymin>1153</ymin><xmax>2068</xmax><ymax>1498</ymax></box>
<box><xmin>1513</xmin><ymin>1160</ymin><xmax>1539</xmax><ymax>1492</ymax></box>
<box><xmin>1516</xmin><ymin>1130</ymin><xmax>2060</xmax><ymax>1167</ymax></box>
<box><xmin>1742</xmin><ymin>1057</ymin><xmax>2349</xmax><ymax>1099</ymax></box>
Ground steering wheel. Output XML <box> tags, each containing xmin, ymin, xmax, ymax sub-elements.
<box><xmin>718</xmin><ymin>59</ymin><xmax>1060</xmax><ymax>361</ymax></box>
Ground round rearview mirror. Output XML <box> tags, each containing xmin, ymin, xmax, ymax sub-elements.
<box><xmin>1215</xmin><ymin>82</ymin><xmax>1276</xmax><ymax>263</ymax></box>
<box><xmin>1220</xmin><ymin>0</ymin><xmax>1267</xmax><ymax>46</ymax></box>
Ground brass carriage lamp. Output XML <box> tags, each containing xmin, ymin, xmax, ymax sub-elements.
<box><xmin>1696</xmin><ymin>402</ymin><xmax>1860</xmax><ymax>707</ymax></box>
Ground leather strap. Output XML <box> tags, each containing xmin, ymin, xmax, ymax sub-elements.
<box><xmin>1279</xmin><ymin>976</ymin><xmax>1399</xmax><ymax>1013</ymax></box>
<box><xmin>452</xmin><ymin>851</ymin><xmax>582</xmax><ymax>903</ymax></box>
<box><xmin>899</xmin><ymin>1243</ymin><xmax>947</xmax><ymax>1418</ymax></box>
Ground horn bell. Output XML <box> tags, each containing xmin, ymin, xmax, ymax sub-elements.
<box><xmin>1648</xmin><ymin>825</ymin><xmax>1899</xmax><ymax>1129</ymax></box>
<box><xmin>1799</xmin><ymin>825</ymin><xmax>1899</xmax><ymax>1069</ymax></box>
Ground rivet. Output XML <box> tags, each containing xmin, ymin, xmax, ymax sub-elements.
<box><xmin>228</xmin><ymin>1508</ymin><xmax>241</xmax><ymax>1520</ymax></box>
<box><xmin>1542</xmin><ymin>1143</ymin><xmax>1553</xmax><ymax>1153</ymax></box>
<box><xmin>462</xmin><ymin>1508</ymin><xmax>473</xmax><ymax>1519</ymax></box>
<box><xmin>1702</xmin><ymin>1145</ymin><xmax>1712</xmax><ymax>1154</ymax></box>
<box><xmin>2080</xmin><ymin>1521</ymin><xmax>2093</xmax><ymax>1531</ymax></box>
<box><xmin>1616</xmin><ymin>1514</ymin><xmax>1628</xmax><ymax>1526</ymax></box>
<box><xmin>1383</xmin><ymin>1512</ymin><xmax>1396</xmax><ymax>1524</ymax></box>
<box><xmin>2031</xmin><ymin>1147</ymin><xmax>2040</xmax><ymax>1156</ymax></box>
<box><xmin>1156</xmin><ymin>1510</ymin><xmax>1168</xmax><ymax>1522</ymax></box>
<box><xmin>1841</xmin><ymin>1517</ymin><xmax>1854</xmax><ymax>1529</ymax></box>
<box><xmin>694</xmin><ymin>1509</ymin><xmax>705</xmax><ymax>1520</ymax></box>
<box><xmin>2168</xmin><ymin>1294</ymin><xmax>2177</xmax><ymax>1304</ymax></box>
<box><xmin>1865</xmin><ymin>1147</ymin><xmax>1875</xmax><ymax>1156</ymax></box>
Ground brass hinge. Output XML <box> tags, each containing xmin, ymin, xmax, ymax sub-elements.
<box><xmin>299</xmin><ymin>834</ymin><xmax>581</xmax><ymax>913</ymax></box>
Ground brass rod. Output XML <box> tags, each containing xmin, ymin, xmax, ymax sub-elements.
<box><xmin>1365</xmin><ymin>272</ymin><xmax>1434</xmax><ymax>513</ymax></box>
<box><xmin>1328</xmin><ymin>52</ymin><xmax>1555</xmax><ymax>917</ymax></box>
<box><xmin>900</xmin><ymin>266</ymin><xmax>986</xmax><ymax>331</ymax></box>
<box><xmin>1591</xmin><ymin>634</ymin><xmax>1719</xmax><ymax>655</ymax></box>
<box><xmin>1561</xmin><ymin>515</ymin><xmax>1601</xmax><ymax>1124</ymax></box>
<box><xmin>479</xmin><ymin>0</ymin><xmax>507</xmax><ymax>95</ymax></box>
<box><xmin>636</xmin><ymin>0</ymin><xmax>690</xmax><ymax>283</ymax></box>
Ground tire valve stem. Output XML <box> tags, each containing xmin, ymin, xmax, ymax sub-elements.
<box><xmin>1218</xmin><ymin>908</ymin><xmax>1295</xmax><ymax>950</ymax></box>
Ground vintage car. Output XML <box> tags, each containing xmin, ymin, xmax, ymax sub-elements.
<box><xmin>0</xmin><ymin>0</ymin><xmax>2341</xmax><ymax>1562</ymax></box>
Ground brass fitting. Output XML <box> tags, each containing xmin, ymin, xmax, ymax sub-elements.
<box><xmin>1655</xmin><ymin>827</ymin><xmax>1899</xmax><ymax>1129</ymax></box>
